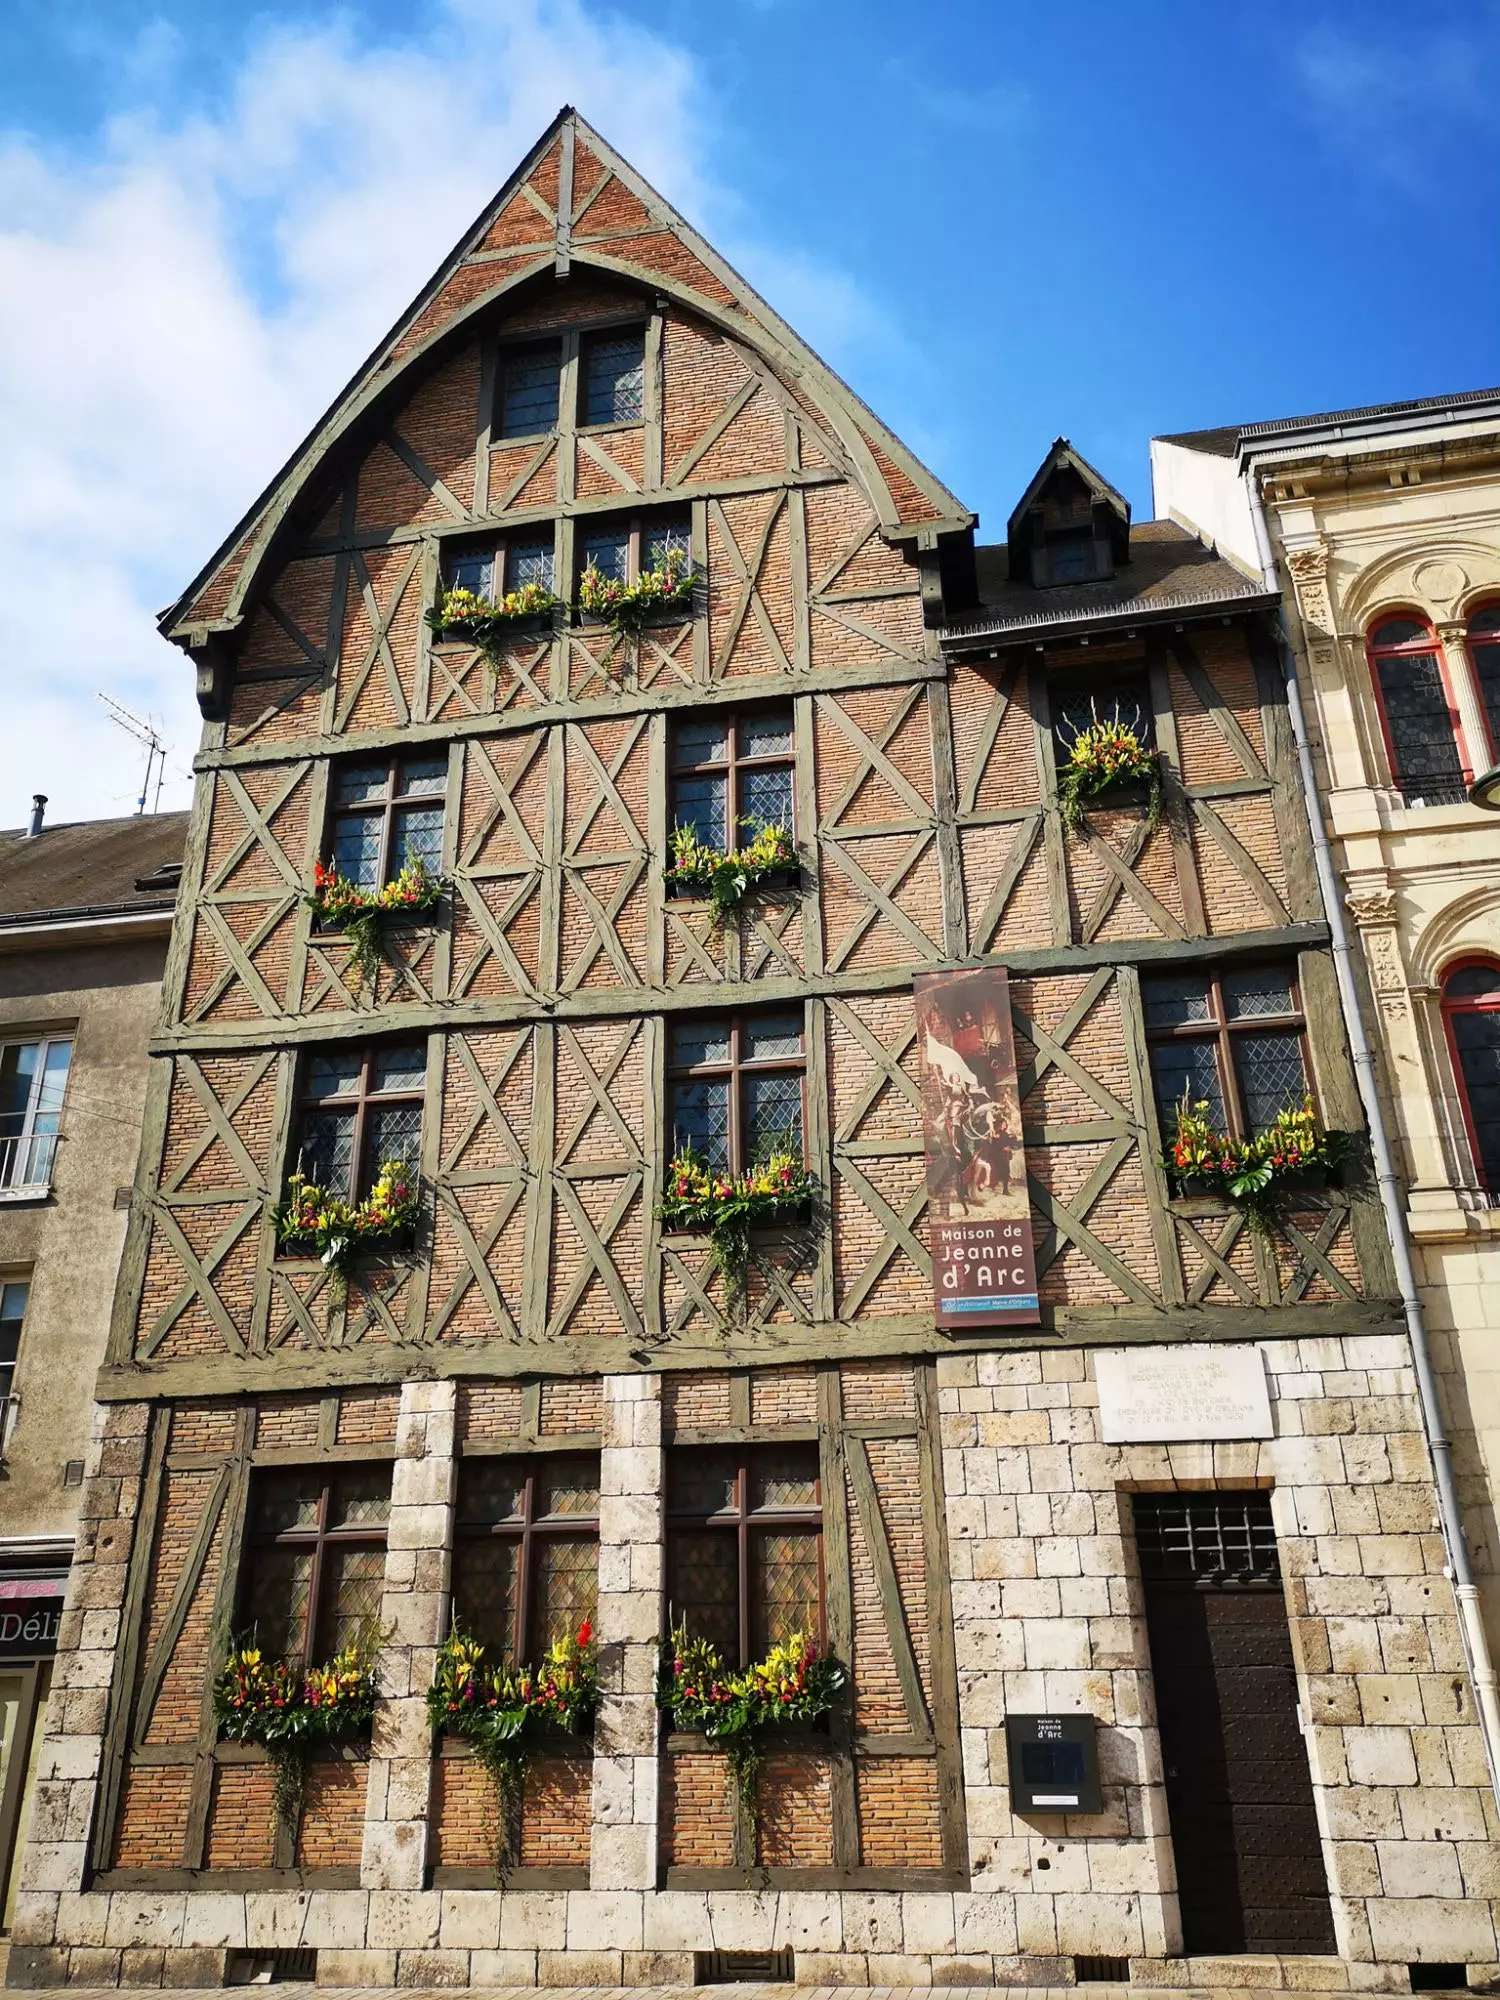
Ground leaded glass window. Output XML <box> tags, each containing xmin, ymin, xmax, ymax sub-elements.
<box><xmin>1443</xmin><ymin>959</ymin><xmax>1500</xmax><ymax>1192</ymax></box>
<box><xmin>580</xmin><ymin>329</ymin><xmax>645</xmax><ymax>427</ymax></box>
<box><xmin>1142</xmin><ymin>964</ymin><xmax>1310</xmax><ymax>1142</ymax></box>
<box><xmin>499</xmin><ymin>341</ymin><xmax>562</xmax><ymax>439</ymax></box>
<box><xmin>670</xmin><ymin>706</ymin><xmax>794</xmax><ymax>853</ymax></box>
<box><xmin>575</xmin><ymin>511</ymin><xmax>692</xmax><ymax>606</ymax></box>
<box><xmin>328</xmin><ymin>754</ymin><xmax>447</xmax><ymax>892</ymax></box>
<box><xmin>291</xmin><ymin>1040</ymin><xmax>426</xmax><ymax>1201</ymax></box>
<box><xmin>453</xmin><ymin>1454</ymin><xmax>599</xmax><ymax>1661</ymax></box>
<box><xmin>240</xmin><ymin>1466</ymin><xmax>391</xmax><ymax>1666</ymax></box>
<box><xmin>1368</xmin><ymin>615</ymin><xmax>1468</xmax><ymax>806</ymax></box>
<box><xmin>667</xmin><ymin>1011</ymin><xmax>805</xmax><ymax>1175</ymax></box>
<box><xmin>1052</xmin><ymin>673</ymin><xmax>1153</xmax><ymax>763</ymax></box>
<box><xmin>666</xmin><ymin>1445</ymin><xmax>823</xmax><ymax>1667</ymax></box>
<box><xmin>1468</xmin><ymin>603</ymin><xmax>1500</xmax><ymax>766</ymax></box>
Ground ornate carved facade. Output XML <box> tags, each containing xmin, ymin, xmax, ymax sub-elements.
<box><xmin>15</xmin><ymin>121</ymin><xmax>1500</xmax><ymax>1989</ymax></box>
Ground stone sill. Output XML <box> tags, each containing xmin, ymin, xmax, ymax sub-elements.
<box><xmin>1406</xmin><ymin>1200</ymin><xmax>1500</xmax><ymax>1243</ymax></box>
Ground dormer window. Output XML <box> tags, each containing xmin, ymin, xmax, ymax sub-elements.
<box><xmin>1007</xmin><ymin>439</ymin><xmax>1130</xmax><ymax>590</ymax></box>
<box><xmin>1046</xmin><ymin>528</ymin><xmax>1096</xmax><ymax>585</ymax></box>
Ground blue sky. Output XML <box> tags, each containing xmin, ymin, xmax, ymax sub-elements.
<box><xmin>1</xmin><ymin>0</ymin><xmax>1497</xmax><ymax>821</ymax></box>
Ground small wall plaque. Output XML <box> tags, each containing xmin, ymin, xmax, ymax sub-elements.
<box><xmin>1094</xmin><ymin>1343</ymin><xmax>1272</xmax><ymax>1443</ymax></box>
<box><xmin>1005</xmin><ymin>1712</ymin><xmax>1102</xmax><ymax>1815</ymax></box>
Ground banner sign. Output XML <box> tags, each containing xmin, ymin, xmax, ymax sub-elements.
<box><xmin>0</xmin><ymin>1576</ymin><xmax>64</xmax><ymax>1657</ymax></box>
<box><xmin>915</xmin><ymin>967</ymin><xmax>1041</xmax><ymax>1328</ymax></box>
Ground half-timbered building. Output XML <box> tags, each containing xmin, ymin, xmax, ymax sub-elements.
<box><xmin>15</xmin><ymin>115</ymin><xmax>1500</xmax><ymax>1989</ymax></box>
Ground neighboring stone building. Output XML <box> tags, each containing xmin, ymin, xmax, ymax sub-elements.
<box><xmin>0</xmin><ymin>803</ymin><xmax>185</xmax><ymax>1953</ymax></box>
<box><xmin>1154</xmin><ymin>390</ymin><xmax>1500</xmax><ymax>1659</ymax></box>
<box><xmin>14</xmin><ymin>116</ymin><xmax>1500</xmax><ymax>1990</ymax></box>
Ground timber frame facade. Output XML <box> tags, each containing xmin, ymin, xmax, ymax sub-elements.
<box><xmin>14</xmin><ymin>115</ymin><xmax>1500</xmax><ymax>1989</ymax></box>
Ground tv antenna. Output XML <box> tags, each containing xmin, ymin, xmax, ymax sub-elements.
<box><xmin>97</xmin><ymin>694</ymin><xmax>168</xmax><ymax>815</ymax></box>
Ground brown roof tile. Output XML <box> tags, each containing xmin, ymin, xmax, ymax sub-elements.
<box><xmin>0</xmin><ymin>811</ymin><xmax>188</xmax><ymax>924</ymax></box>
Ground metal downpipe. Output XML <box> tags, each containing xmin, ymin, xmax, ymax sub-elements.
<box><xmin>1246</xmin><ymin>475</ymin><xmax>1500</xmax><ymax>1804</ymax></box>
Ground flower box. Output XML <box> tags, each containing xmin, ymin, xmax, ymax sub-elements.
<box><xmin>306</xmin><ymin>858</ymin><xmax>444</xmax><ymax>990</ymax></box>
<box><xmin>426</xmin><ymin>583</ymin><xmax>561</xmax><ymax>641</ymax></box>
<box><xmin>663</xmin><ymin>822</ymin><xmax>798</xmax><ymax>921</ymax></box>
<box><xmin>576</xmin><ymin>552</ymin><xmax>695</xmax><ymax>637</ymax></box>
<box><xmin>214</xmin><ymin>1638</ymin><xmax>378</xmax><ymax>1835</ymax></box>
<box><xmin>1162</xmin><ymin>1097</ymin><xmax>1347</xmax><ymax>1222</ymax></box>
<box><xmin>274</xmin><ymin>1159</ymin><xmax>421</xmax><ymax>1274</ymax></box>
<box><xmin>657</xmin><ymin>1148</ymin><xmax>816</xmax><ymax>1310</ymax></box>
<box><xmin>1056</xmin><ymin>711</ymin><xmax>1163</xmax><ymax>833</ymax></box>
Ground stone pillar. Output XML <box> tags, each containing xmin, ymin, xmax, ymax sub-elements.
<box><xmin>10</xmin><ymin>1400</ymin><xmax>151</xmax><ymax>1974</ymax></box>
<box><xmin>1437</xmin><ymin>621</ymin><xmax>1490</xmax><ymax>782</ymax></box>
<box><xmin>589</xmin><ymin>1372</ymin><xmax>663</xmax><ymax>1890</ymax></box>
<box><xmin>360</xmin><ymin>1378</ymin><xmax>455</xmax><ymax>1890</ymax></box>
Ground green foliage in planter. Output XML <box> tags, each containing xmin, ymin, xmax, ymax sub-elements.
<box><xmin>214</xmin><ymin>1636</ymin><xmax>378</xmax><ymax>1836</ymax></box>
<box><xmin>1055</xmin><ymin>709</ymin><xmax>1164</xmax><ymax>834</ymax></box>
<box><xmin>307</xmin><ymin>857</ymin><xmax>444</xmax><ymax>991</ymax></box>
<box><xmin>426</xmin><ymin>581</ymin><xmax>561</xmax><ymax>640</ymax></box>
<box><xmin>274</xmin><ymin>1157</ymin><xmax>421</xmax><ymax>1277</ymax></box>
<box><xmin>663</xmin><ymin>818</ymin><xmax>797</xmax><ymax>923</ymax></box>
<box><xmin>656</xmin><ymin>1139</ymin><xmax>815</xmax><ymax>1313</ymax></box>
<box><xmin>1163</xmin><ymin>1095</ymin><xmax>1350</xmax><ymax>1223</ymax></box>
<box><xmin>426</xmin><ymin>1622</ymin><xmax>596</xmax><ymax>1882</ymax></box>
<box><xmin>657</xmin><ymin>1624</ymin><xmax>847</xmax><ymax>1832</ymax></box>
<box><xmin>576</xmin><ymin>548</ymin><xmax>694</xmax><ymax>638</ymax></box>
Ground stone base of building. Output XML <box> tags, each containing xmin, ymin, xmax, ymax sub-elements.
<box><xmin>8</xmin><ymin>1891</ymin><xmax>1499</xmax><ymax>1992</ymax></box>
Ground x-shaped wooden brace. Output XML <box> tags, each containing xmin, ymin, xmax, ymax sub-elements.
<box><xmin>140</xmin><ymin>1197</ymin><xmax>261</xmax><ymax>1357</ymax></box>
<box><xmin>1177</xmin><ymin>1208</ymin><xmax>1259</xmax><ymax>1308</ymax></box>
<box><xmin>429</xmin><ymin>1182</ymin><xmax>525</xmax><ymax>1341</ymax></box>
<box><xmin>441</xmin><ymin>1030</ymin><xmax>532</xmax><ymax>1175</ymax></box>
<box><xmin>559</xmin><ymin>719</ymin><xmax>649</xmax><ymax>991</ymax></box>
<box><xmin>546</xmin><ymin>1023</ymin><xmax>646</xmax><ymax>1341</ymax></box>
<box><xmin>663</xmin><ymin>903</ymin><xmax>728</xmax><ymax>984</ymax></box>
<box><xmin>267</xmin><ymin>1263</ymin><xmax>341</xmax><ymax>1350</ymax></box>
<box><xmin>344</xmin><ymin>1262</ymin><xmax>415</xmax><ymax>1346</ymax></box>
<box><xmin>635</xmin><ymin>618</ymin><xmax>694</xmax><ymax>690</ymax></box>
<box><xmin>333</xmin><ymin>545</ymin><xmax>422</xmax><ymax>733</ymax></box>
<box><xmin>1279</xmin><ymin>1203</ymin><xmax>1359</xmax><ymax>1303</ymax></box>
<box><xmin>828</xmin><ymin>999</ymin><xmax>929</xmax><ymax>1316</ymax></box>
<box><xmin>158</xmin><ymin>1054</ymin><xmax>275</xmax><ymax>1199</ymax></box>
<box><xmin>710</xmin><ymin>492</ymin><xmax>792</xmax><ymax>677</ymax></box>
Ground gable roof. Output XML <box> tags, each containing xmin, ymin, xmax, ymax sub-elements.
<box><xmin>163</xmin><ymin>109</ymin><xmax>971</xmax><ymax>644</ymax></box>
<box><xmin>0</xmin><ymin>812</ymin><xmax>187</xmax><ymax>927</ymax></box>
<box><xmin>1006</xmin><ymin>438</ymin><xmax>1130</xmax><ymax>544</ymax></box>
<box><xmin>941</xmin><ymin>520</ymin><xmax>1273</xmax><ymax>647</ymax></box>
<box><xmin>1158</xmin><ymin>384</ymin><xmax>1500</xmax><ymax>460</ymax></box>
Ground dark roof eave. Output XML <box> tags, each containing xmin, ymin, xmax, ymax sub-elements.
<box><xmin>0</xmin><ymin>897</ymin><xmax>178</xmax><ymax>930</ymax></box>
<box><xmin>939</xmin><ymin>586</ymin><xmax>1279</xmax><ymax>650</ymax></box>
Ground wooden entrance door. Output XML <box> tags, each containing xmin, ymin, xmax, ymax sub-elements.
<box><xmin>1134</xmin><ymin>1493</ymin><xmax>1334</xmax><ymax>1956</ymax></box>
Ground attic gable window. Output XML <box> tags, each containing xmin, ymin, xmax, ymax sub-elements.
<box><xmin>580</xmin><ymin>328</ymin><xmax>645</xmax><ymax>427</ymax></box>
<box><xmin>1046</xmin><ymin>528</ymin><xmax>1097</xmax><ymax>585</ymax></box>
<box><xmin>498</xmin><ymin>340</ymin><xmax>563</xmax><ymax>439</ymax></box>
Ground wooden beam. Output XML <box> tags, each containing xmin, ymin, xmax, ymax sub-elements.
<box><xmin>846</xmin><ymin>1436</ymin><xmax>933</xmax><ymax>1749</ymax></box>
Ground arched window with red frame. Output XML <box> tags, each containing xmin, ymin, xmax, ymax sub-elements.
<box><xmin>1366</xmin><ymin>614</ymin><xmax>1468</xmax><ymax>806</ymax></box>
<box><xmin>1467</xmin><ymin>602</ymin><xmax>1500</xmax><ymax>766</ymax></box>
<box><xmin>1441</xmin><ymin>959</ymin><xmax>1500</xmax><ymax>1192</ymax></box>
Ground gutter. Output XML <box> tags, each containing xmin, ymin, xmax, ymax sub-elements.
<box><xmin>0</xmin><ymin>907</ymin><xmax>175</xmax><ymax>955</ymax></box>
<box><xmin>1244</xmin><ymin>471</ymin><xmax>1500</xmax><ymax>1805</ymax></box>
<box><xmin>940</xmin><ymin>586</ymin><xmax>1277</xmax><ymax>651</ymax></box>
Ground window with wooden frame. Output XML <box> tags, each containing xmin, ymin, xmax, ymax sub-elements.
<box><xmin>239</xmin><ymin>1466</ymin><xmax>391</xmax><ymax>1666</ymax></box>
<box><xmin>328</xmin><ymin>753</ymin><xmax>447</xmax><ymax>892</ymax></box>
<box><xmin>1366</xmin><ymin>614</ymin><xmax>1469</xmax><ymax>806</ymax></box>
<box><xmin>576</xmin><ymin>510</ymin><xmax>690</xmax><ymax>598</ymax></box>
<box><xmin>579</xmin><ymin>327</ymin><xmax>645</xmax><ymax>429</ymax></box>
<box><xmin>1142</xmin><ymin>964</ymin><xmax>1312</xmax><ymax>1140</ymax></box>
<box><xmin>452</xmin><ymin>1455</ymin><xmax>599</xmax><ymax>1662</ymax></box>
<box><xmin>497</xmin><ymin>340</ymin><xmax>563</xmax><ymax>440</ymax></box>
<box><xmin>0</xmin><ymin>1037</ymin><xmax>71</xmax><ymax>1196</ymax></box>
<box><xmin>1441</xmin><ymin>959</ymin><xmax>1500</xmax><ymax>1193</ymax></box>
<box><xmin>1467</xmin><ymin>603</ymin><xmax>1500</xmax><ymax>765</ymax></box>
<box><xmin>0</xmin><ymin>1279</ymin><xmax>27</xmax><ymax>1425</ymax></box>
<box><xmin>290</xmin><ymin>1041</ymin><xmax>426</xmax><ymax>1200</ymax></box>
<box><xmin>667</xmin><ymin>1011</ymin><xmax>805</xmax><ymax>1175</ymax></box>
<box><xmin>665</xmin><ymin>1444</ymin><xmax>824</xmax><ymax>1668</ymax></box>
<box><xmin>670</xmin><ymin>706</ymin><xmax>794</xmax><ymax>852</ymax></box>
<box><xmin>1050</xmin><ymin>670</ymin><xmax>1154</xmax><ymax>761</ymax></box>
<box><xmin>443</xmin><ymin>531</ymin><xmax>556</xmax><ymax>606</ymax></box>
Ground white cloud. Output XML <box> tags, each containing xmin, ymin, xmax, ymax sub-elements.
<box><xmin>1290</xmin><ymin>13</ymin><xmax>1500</xmax><ymax>186</ymax></box>
<box><xmin>0</xmin><ymin>0</ymin><xmax>710</xmax><ymax>828</ymax></box>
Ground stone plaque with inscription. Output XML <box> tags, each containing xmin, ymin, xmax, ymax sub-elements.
<box><xmin>1094</xmin><ymin>1344</ymin><xmax>1272</xmax><ymax>1443</ymax></box>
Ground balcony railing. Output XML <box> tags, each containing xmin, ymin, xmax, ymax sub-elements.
<box><xmin>0</xmin><ymin>1132</ymin><xmax>57</xmax><ymax>1196</ymax></box>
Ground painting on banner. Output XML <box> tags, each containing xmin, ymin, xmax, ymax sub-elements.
<box><xmin>915</xmin><ymin>966</ymin><xmax>1040</xmax><ymax>1328</ymax></box>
